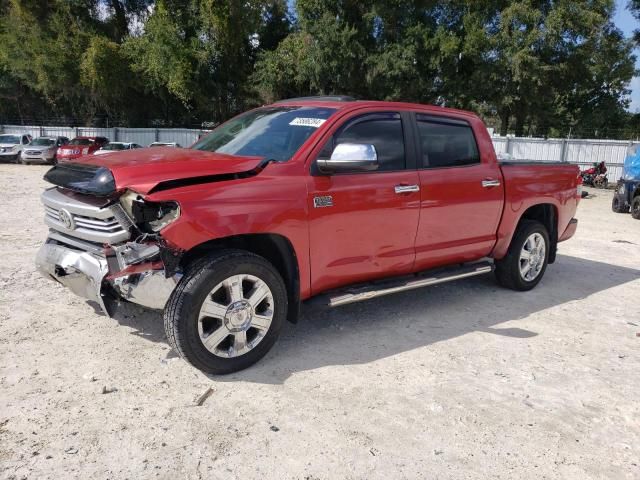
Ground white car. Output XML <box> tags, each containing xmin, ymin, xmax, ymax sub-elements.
<box><xmin>148</xmin><ymin>142</ymin><xmax>182</xmax><ymax>148</ymax></box>
<box><xmin>94</xmin><ymin>142</ymin><xmax>143</xmax><ymax>155</ymax></box>
<box><xmin>21</xmin><ymin>136</ymin><xmax>69</xmax><ymax>164</ymax></box>
<box><xmin>0</xmin><ymin>134</ymin><xmax>32</xmax><ymax>162</ymax></box>
<box><xmin>497</xmin><ymin>152</ymin><xmax>515</xmax><ymax>161</ymax></box>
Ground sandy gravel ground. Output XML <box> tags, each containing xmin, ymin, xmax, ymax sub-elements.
<box><xmin>0</xmin><ymin>164</ymin><xmax>639</xmax><ymax>480</ymax></box>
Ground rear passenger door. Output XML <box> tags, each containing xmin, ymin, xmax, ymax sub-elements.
<box><xmin>307</xmin><ymin>111</ymin><xmax>421</xmax><ymax>293</ymax></box>
<box><xmin>412</xmin><ymin>113</ymin><xmax>504</xmax><ymax>271</ymax></box>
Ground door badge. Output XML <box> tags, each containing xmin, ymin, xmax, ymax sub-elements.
<box><xmin>313</xmin><ymin>196</ymin><xmax>334</xmax><ymax>208</ymax></box>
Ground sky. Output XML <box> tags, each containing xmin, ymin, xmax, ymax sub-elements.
<box><xmin>614</xmin><ymin>0</ymin><xmax>640</xmax><ymax>111</ymax></box>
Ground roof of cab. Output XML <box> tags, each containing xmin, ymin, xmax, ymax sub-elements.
<box><xmin>271</xmin><ymin>96</ymin><xmax>479</xmax><ymax>119</ymax></box>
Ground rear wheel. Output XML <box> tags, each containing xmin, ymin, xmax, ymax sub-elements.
<box><xmin>594</xmin><ymin>177</ymin><xmax>608</xmax><ymax>189</ymax></box>
<box><xmin>631</xmin><ymin>196</ymin><xmax>640</xmax><ymax>220</ymax></box>
<box><xmin>164</xmin><ymin>249</ymin><xmax>287</xmax><ymax>374</ymax></box>
<box><xmin>495</xmin><ymin>220</ymin><xmax>550</xmax><ymax>291</ymax></box>
<box><xmin>612</xmin><ymin>196</ymin><xmax>629</xmax><ymax>213</ymax></box>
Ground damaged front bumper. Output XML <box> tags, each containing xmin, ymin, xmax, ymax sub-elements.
<box><xmin>36</xmin><ymin>232</ymin><xmax>182</xmax><ymax>316</ymax></box>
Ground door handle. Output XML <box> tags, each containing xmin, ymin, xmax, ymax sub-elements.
<box><xmin>482</xmin><ymin>179</ymin><xmax>501</xmax><ymax>188</ymax></box>
<box><xmin>394</xmin><ymin>184</ymin><xmax>420</xmax><ymax>194</ymax></box>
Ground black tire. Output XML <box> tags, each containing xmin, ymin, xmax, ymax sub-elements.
<box><xmin>163</xmin><ymin>249</ymin><xmax>287</xmax><ymax>374</ymax></box>
<box><xmin>631</xmin><ymin>196</ymin><xmax>640</xmax><ymax>220</ymax></box>
<box><xmin>612</xmin><ymin>196</ymin><xmax>629</xmax><ymax>213</ymax></box>
<box><xmin>495</xmin><ymin>220</ymin><xmax>550</xmax><ymax>291</ymax></box>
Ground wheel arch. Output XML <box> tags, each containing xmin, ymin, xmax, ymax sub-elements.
<box><xmin>516</xmin><ymin>203</ymin><xmax>558</xmax><ymax>263</ymax></box>
<box><xmin>181</xmin><ymin>233</ymin><xmax>301</xmax><ymax>323</ymax></box>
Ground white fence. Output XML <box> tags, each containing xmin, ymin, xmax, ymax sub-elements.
<box><xmin>0</xmin><ymin>124</ymin><xmax>633</xmax><ymax>180</ymax></box>
<box><xmin>0</xmin><ymin>125</ymin><xmax>208</xmax><ymax>148</ymax></box>
<box><xmin>493</xmin><ymin>137</ymin><xmax>633</xmax><ymax>182</ymax></box>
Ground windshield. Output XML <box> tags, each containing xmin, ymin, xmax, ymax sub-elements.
<box><xmin>69</xmin><ymin>138</ymin><xmax>92</xmax><ymax>146</ymax></box>
<box><xmin>102</xmin><ymin>143</ymin><xmax>126</xmax><ymax>150</ymax></box>
<box><xmin>31</xmin><ymin>138</ymin><xmax>55</xmax><ymax>146</ymax></box>
<box><xmin>0</xmin><ymin>135</ymin><xmax>20</xmax><ymax>144</ymax></box>
<box><xmin>192</xmin><ymin>106</ymin><xmax>337</xmax><ymax>161</ymax></box>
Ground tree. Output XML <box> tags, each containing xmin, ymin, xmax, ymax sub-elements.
<box><xmin>0</xmin><ymin>0</ymin><xmax>635</xmax><ymax>135</ymax></box>
<box><xmin>630</xmin><ymin>0</ymin><xmax>640</xmax><ymax>43</ymax></box>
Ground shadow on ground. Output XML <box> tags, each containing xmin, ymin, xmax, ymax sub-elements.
<box><xmin>108</xmin><ymin>254</ymin><xmax>640</xmax><ymax>384</ymax></box>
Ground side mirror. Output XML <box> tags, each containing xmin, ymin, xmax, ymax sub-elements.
<box><xmin>317</xmin><ymin>143</ymin><xmax>378</xmax><ymax>174</ymax></box>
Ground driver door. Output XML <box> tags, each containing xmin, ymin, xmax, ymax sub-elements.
<box><xmin>307</xmin><ymin>111</ymin><xmax>421</xmax><ymax>294</ymax></box>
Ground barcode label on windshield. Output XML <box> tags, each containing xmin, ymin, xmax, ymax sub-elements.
<box><xmin>289</xmin><ymin>118</ymin><xmax>326</xmax><ymax>128</ymax></box>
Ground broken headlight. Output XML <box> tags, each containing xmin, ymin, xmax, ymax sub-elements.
<box><xmin>120</xmin><ymin>190</ymin><xmax>180</xmax><ymax>233</ymax></box>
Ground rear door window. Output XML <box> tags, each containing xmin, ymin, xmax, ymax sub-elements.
<box><xmin>416</xmin><ymin>115</ymin><xmax>480</xmax><ymax>168</ymax></box>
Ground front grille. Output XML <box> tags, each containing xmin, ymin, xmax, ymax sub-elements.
<box><xmin>41</xmin><ymin>188</ymin><xmax>130</xmax><ymax>244</ymax></box>
<box><xmin>26</xmin><ymin>150</ymin><xmax>42</xmax><ymax>156</ymax></box>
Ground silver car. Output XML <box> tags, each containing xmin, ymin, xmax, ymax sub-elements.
<box><xmin>94</xmin><ymin>142</ymin><xmax>143</xmax><ymax>155</ymax></box>
<box><xmin>148</xmin><ymin>142</ymin><xmax>182</xmax><ymax>148</ymax></box>
<box><xmin>21</xmin><ymin>136</ymin><xmax>69</xmax><ymax>165</ymax></box>
<box><xmin>0</xmin><ymin>134</ymin><xmax>32</xmax><ymax>162</ymax></box>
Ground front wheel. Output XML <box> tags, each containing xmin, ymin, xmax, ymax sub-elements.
<box><xmin>495</xmin><ymin>220</ymin><xmax>550</xmax><ymax>291</ymax></box>
<box><xmin>612</xmin><ymin>196</ymin><xmax>629</xmax><ymax>213</ymax></box>
<box><xmin>631</xmin><ymin>196</ymin><xmax>640</xmax><ymax>220</ymax></box>
<box><xmin>164</xmin><ymin>249</ymin><xmax>287</xmax><ymax>374</ymax></box>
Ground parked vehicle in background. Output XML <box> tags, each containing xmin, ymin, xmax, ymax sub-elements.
<box><xmin>580</xmin><ymin>161</ymin><xmax>608</xmax><ymax>188</ymax></box>
<box><xmin>94</xmin><ymin>142</ymin><xmax>143</xmax><ymax>155</ymax></box>
<box><xmin>612</xmin><ymin>179</ymin><xmax>640</xmax><ymax>219</ymax></box>
<box><xmin>496</xmin><ymin>152</ymin><xmax>515</xmax><ymax>161</ymax></box>
<box><xmin>0</xmin><ymin>134</ymin><xmax>32</xmax><ymax>162</ymax></box>
<box><xmin>57</xmin><ymin>136</ymin><xmax>109</xmax><ymax>162</ymax></box>
<box><xmin>149</xmin><ymin>142</ymin><xmax>181</xmax><ymax>148</ymax></box>
<box><xmin>20</xmin><ymin>136</ymin><xmax>69</xmax><ymax>165</ymax></box>
<box><xmin>35</xmin><ymin>97</ymin><xmax>581</xmax><ymax>374</ymax></box>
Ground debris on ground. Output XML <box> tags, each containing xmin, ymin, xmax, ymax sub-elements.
<box><xmin>194</xmin><ymin>387</ymin><xmax>215</xmax><ymax>406</ymax></box>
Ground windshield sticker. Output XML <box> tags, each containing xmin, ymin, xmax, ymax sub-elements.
<box><xmin>289</xmin><ymin>118</ymin><xmax>327</xmax><ymax>128</ymax></box>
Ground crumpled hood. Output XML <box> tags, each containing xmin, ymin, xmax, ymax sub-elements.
<box><xmin>48</xmin><ymin>147</ymin><xmax>265</xmax><ymax>195</ymax></box>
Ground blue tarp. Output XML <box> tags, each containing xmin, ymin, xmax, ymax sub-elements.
<box><xmin>624</xmin><ymin>144</ymin><xmax>640</xmax><ymax>180</ymax></box>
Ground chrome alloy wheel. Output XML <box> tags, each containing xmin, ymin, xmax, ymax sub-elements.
<box><xmin>519</xmin><ymin>232</ymin><xmax>546</xmax><ymax>282</ymax></box>
<box><xmin>198</xmin><ymin>274</ymin><xmax>274</xmax><ymax>358</ymax></box>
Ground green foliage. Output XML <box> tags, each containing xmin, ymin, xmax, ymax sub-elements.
<box><xmin>0</xmin><ymin>0</ymin><xmax>636</xmax><ymax>137</ymax></box>
<box><xmin>630</xmin><ymin>0</ymin><xmax>640</xmax><ymax>43</ymax></box>
<box><xmin>124</xmin><ymin>2</ymin><xmax>195</xmax><ymax>105</ymax></box>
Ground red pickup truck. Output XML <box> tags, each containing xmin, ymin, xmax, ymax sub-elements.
<box><xmin>57</xmin><ymin>136</ymin><xmax>109</xmax><ymax>162</ymax></box>
<box><xmin>36</xmin><ymin>97</ymin><xmax>580</xmax><ymax>374</ymax></box>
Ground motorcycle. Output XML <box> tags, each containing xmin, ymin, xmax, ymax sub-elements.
<box><xmin>581</xmin><ymin>161</ymin><xmax>608</xmax><ymax>189</ymax></box>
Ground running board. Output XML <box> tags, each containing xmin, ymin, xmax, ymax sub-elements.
<box><xmin>317</xmin><ymin>261</ymin><xmax>494</xmax><ymax>308</ymax></box>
